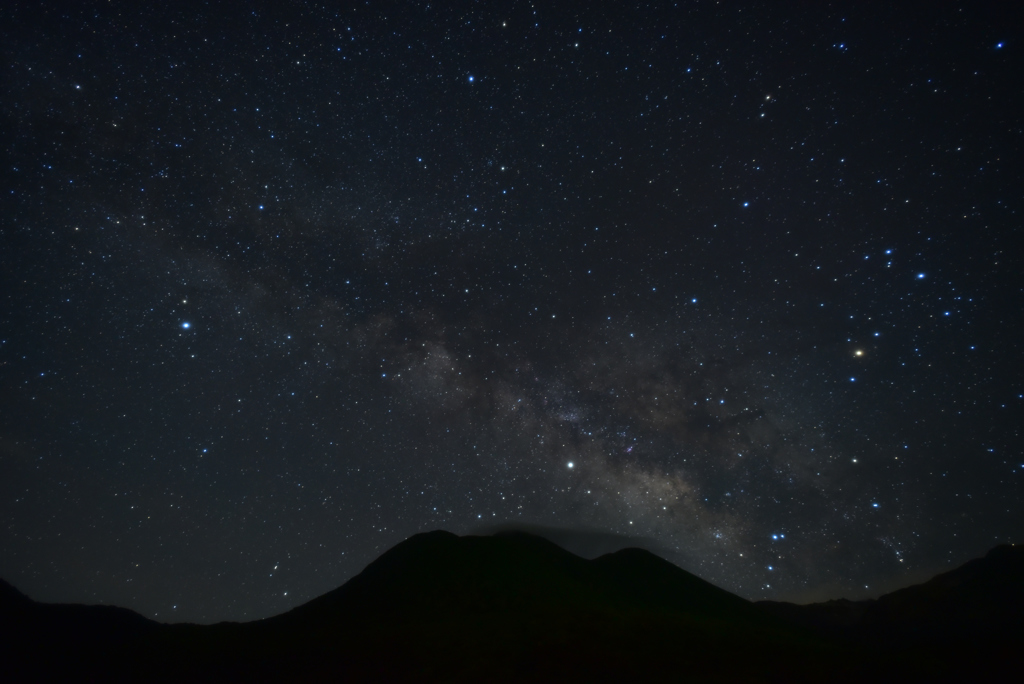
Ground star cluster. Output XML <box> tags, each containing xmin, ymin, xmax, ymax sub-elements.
<box><xmin>1</xmin><ymin>2</ymin><xmax>1021</xmax><ymax>622</ymax></box>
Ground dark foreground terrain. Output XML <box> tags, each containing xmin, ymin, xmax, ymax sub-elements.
<box><xmin>2</xmin><ymin>532</ymin><xmax>1021</xmax><ymax>682</ymax></box>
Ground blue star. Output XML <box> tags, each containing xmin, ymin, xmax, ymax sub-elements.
<box><xmin>181</xmin><ymin>322</ymin><xmax>191</xmax><ymax>329</ymax></box>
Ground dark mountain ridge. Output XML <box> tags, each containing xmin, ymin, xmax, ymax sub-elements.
<box><xmin>758</xmin><ymin>544</ymin><xmax>1024</xmax><ymax>642</ymax></box>
<box><xmin>1</xmin><ymin>533</ymin><xmax>1020</xmax><ymax>682</ymax></box>
<box><xmin>272</xmin><ymin>530</ymin><xmax>761</xmax><ymax>626</ymax></box>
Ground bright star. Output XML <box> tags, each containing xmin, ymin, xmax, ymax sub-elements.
<box><xmin>567</xmin><ymin>461</ymin><xmax>574</xmax><ymax>469</ymax></box>
<box><xmin>181</xmin><ymin>322</ymin><xmax>191</xmax><ymax>329</ymax></box>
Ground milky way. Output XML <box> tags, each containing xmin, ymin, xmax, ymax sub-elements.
<box><xmin>1</xmin><ymin>2</ymin><xmax>1021</xmax><ymax>622</ymax></box>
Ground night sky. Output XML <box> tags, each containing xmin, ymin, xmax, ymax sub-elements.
<box><xmin>2</xmin><ymin>2</ymin><xmax>1022</xmax><ymax>624</ymax></box>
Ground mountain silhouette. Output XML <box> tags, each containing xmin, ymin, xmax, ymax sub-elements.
<box><xmin>759</xmin><ymin>544</ymin><xmax>1024</xmax><ymax>638</ymax></box>
<box><xmin>1</xmin><ymin>533</ymin><xmax>1021</xmax><ymax>682</ymax></box>
<box><xmin>272</xmin><ymin>530</ymin><xmax>764</xmax><ymax>625</ymax></box>
<box><xmin>757</xmin><ymin>544</ymin><xmax>1024</xmax><ymax>681</ymax></box>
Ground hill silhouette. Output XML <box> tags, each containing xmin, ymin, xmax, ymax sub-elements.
<box><xmin>1</xmin><ymin>533</ymin><xmax>1021</xmax><ymax>682</ymax></box>
<box><xmin>758</xmin><ymin>544</ymin><xmax>1024</xmax><ymax>681</ymax></box>
<box><xmin>760</xmin><ymin>544</ymin><xmax>1024</xmax><ymax>639</ymax></box>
